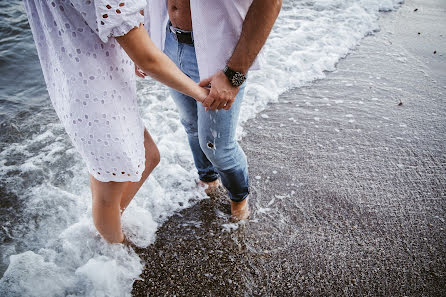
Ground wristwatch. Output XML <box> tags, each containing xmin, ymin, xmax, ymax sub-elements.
<box><xmin>223</xmin><ymin>66</ymin><xmax>246</xmax><ymax>87</ymax></box>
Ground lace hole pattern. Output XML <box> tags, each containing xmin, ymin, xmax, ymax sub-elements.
<box><xmin>24</xmin><ymin>0</ymin><xmax>147</xmax><ymax>182</ymax></box>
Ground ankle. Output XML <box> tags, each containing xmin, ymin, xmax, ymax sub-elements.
<box><xmin>103</xmin><ymin>232</ymin><xmax>125</xmax><ymax>244</ymax></box>
<box><xmin>121</xmin><ymin>234</ymin><xmax>138</xmax><ymax>250</ymax></box>
<box><xmin>231</xmin><ymin>197</ymin><xmax>250</xmax><ymax>220</ymax></box>
<box><xmin>198</xmin><ymin>179</ymin><xmax>221</xmax><ymax>195</ymax></box>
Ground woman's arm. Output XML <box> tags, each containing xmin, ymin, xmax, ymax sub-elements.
<box><xmin>116</xmin><ymin>24</ymin><xmax>207</xmax><ymax>102</ymax></box>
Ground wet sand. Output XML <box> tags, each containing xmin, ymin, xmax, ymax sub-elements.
<box><xmin>132</xmin><ymin>0</ymin><xmax>446</xmax><ymax>296</ymax></box>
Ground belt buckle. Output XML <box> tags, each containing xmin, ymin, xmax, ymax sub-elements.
<box><xmin>175</xmin><ymin>29</ymin><xmax>185</xmax><ymax>41</ymax></box>
<box><xmin>169</xmin><ymin>25</ymin><xmax>192</xmax><ymax>44</ymax></box>
<box><xmin>170</xmin><ymin>25</ymin><xmax>181</xmax><ymax>41</ymax></box>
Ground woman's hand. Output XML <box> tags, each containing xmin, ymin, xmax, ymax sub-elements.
<box><xmin>135</xmin><ymin>64</ymin><xmax>146</xmax><ymax>78</ymax></box>
<box><xmin>195</xmin><ymin>85</ymin><xmax>209</xmax><ymax>104</ymax></box>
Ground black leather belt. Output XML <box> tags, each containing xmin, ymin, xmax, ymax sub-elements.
<box><xmin>169</xmin><ymin>22</ymin><xmax>194</xmax><ymax>45</ymax></box>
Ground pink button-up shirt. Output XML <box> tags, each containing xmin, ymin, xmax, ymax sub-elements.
<box><xmin>145</xmin><ymin>0</ymin><xmax>262</xmax><ymax>80</ymax></box>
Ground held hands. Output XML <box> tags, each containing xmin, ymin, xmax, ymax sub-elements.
<box><xmin>195</xmin><ymin>85</ymin><xmax>210</xmax><ymax>104</ymax></box>
<box><xmin>198</xmin><ymin>71</ymin><xmax>240</xmax><ymax>111</ymax></box>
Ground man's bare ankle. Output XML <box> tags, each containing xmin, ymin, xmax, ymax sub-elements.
<box><xmin>231</xmin><ymin>197</ymin><xmax>250</xmax><ymax>220</ymax></box>
<box><xmin>198</xmin><ymin>179</ymin><xmax>221</xmax><ymax>195</ymax></box>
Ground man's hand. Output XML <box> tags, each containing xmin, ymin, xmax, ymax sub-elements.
<box><xmin>198</xmin><ymin>71</ymin><xmax>240</xmax><ymax>111</ymax></box>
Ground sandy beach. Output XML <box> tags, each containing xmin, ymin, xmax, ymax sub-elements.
<box><xmin>131</xmin><ymin>0</ymin><xmax>446</xmax><ymax>296</ymax></box>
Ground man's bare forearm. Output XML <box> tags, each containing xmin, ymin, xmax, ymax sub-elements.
<box><xmin>227</xmin><ymin>0</ymin><xmax>282</xmax><ymax>74</ymax></box>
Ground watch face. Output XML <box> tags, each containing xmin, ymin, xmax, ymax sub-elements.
<box><xmin>232</xmin><ymin>72</ymin><xmax>246</xmax><ymax>87</ymax></box>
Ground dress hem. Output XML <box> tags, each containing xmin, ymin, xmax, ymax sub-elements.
<box><xmin>88</xmin><ymin>170</ymin><xmax>143</xmax><ymax>183</ymax></box>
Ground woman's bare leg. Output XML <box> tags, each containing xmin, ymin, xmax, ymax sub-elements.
<box><xmin>89</xmin><ymin>129</ymin><xmax>159</xmax><ymax>243</ymax></box>
<box><xmin>120</xmin><ymin>128</ymin><xmax>160</xmax><ymax>213</ymax></box>
<box><xmin>89</xmin><ymin>176</ymin><xmax>128</xmax><ymax>243</ymax></box>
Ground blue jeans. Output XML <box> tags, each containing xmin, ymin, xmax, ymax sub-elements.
<box><xmin>163</xmin><ymin>24</ymin><xmax>249</xmax><ymax>202</ymax></box>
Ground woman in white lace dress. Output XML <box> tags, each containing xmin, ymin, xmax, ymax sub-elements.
<box><xmin>24</xmin><ymin>0</ymin><xmax>208</xmax><ymax>243</ymax></box>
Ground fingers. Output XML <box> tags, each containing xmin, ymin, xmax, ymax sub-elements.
<box><xmin>200</xmin><ymin>72</ymin><xmax>238</xmax><ymax>111</ymax></box>
<box><xmin>198</xmin><ymin>77</ymin><xmax>212</xmax><ymax>88</ymax></box>
<box><xmin>216</xmin><ymin>100</ymin><xmax>228</xmax><ymax>110</ymax></box>
<box><xmin>204</xmin><ymin>97</ymin><xmax>231</xmax><ymax>111</ymax></box>
<box><xmin>224</xmin><ymin>100</ymin><xmax>234</xmax><ymax>110</ymax></box>
<box><xmin>210</xmin><ymin>98</ymin><xmax>221</xmax><ymax>110</ymax></box>
<box><xmin>201</xmin><ymin>94</ymin><xmax>215</xmax><ymax>109</ymax></box>
<box><xmin>201</xmin><ymin>92</ymin><xmax>223</xmax><ymax>111</ymax></box>
<box><xmin>134</xmin><ymin>65</ymin><xmax>146</xmax><ymax>78</ymax></box>
<box><xmin>201</xmin><ymin>90</ymin><xmax>234</xmax><ymax>111</ymax></box>
<box><xmin>136</xmin><ymin>71</ymin><xmax>146</xmax><ymax>78</ymax></box>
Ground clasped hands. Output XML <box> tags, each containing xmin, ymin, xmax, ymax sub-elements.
<box><xmin>135</xmin><ymin>65</ymin><xmax>239</xmax><ymax>111</ymax></box>
<box><xmin>198</xmin><ymin>71</ymin><xmax>240</xmax><ymax>111</ymax></box>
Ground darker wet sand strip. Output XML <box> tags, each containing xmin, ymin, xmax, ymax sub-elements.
<box><xmin>132</xmin><ymin>0</ymin><xmax>446</xmax><ymax>296</ymax></box>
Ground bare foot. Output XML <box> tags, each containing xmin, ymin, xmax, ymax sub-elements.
<box><xmin>198</xmin><ymin>179</ymin><xmax>222</xmax><ymax>195</ymax></box>
<box><xmin>231</xmin><ymin>197</ymin><xmax>250</xmax><ymax>220</ymax></box>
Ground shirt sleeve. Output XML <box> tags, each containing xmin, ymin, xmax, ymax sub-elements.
<box><xmin>73</xmin><ymin>0</ymin><xmax>146</xmax><ymax>43</ymax></box>
<box><xmin>96</xmin><ymin>0</ymin><xmax>146</xmax><ymax>42</ymax></box>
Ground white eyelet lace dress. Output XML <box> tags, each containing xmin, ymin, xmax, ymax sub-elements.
<box><xmin>24</xmin><ymin>0</ymin><xmax>147</xmax><ymax>182</ymax></box>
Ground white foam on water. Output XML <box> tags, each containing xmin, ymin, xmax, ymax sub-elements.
<box><xmin>221</xmin><ymin>223</ymin><xmax>240</xmax><ymax>233</ymax></box>
<box><xmin>0</xmin><ymin>0</ymin><xmax>403</xmax><ymax>296</ymax></box>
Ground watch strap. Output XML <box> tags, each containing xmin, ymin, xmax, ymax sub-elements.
<box><xmin>223</xmin><ymin>66</ymin><xmax>236</xmax><ymax>80</ymax></box>
<box><xmin>223</xmin><ymin>66</ymin><xmax>246</xmax><ymax>87</ymax></box>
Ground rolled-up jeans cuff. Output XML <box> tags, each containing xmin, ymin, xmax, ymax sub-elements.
<box><xmin>199</xmin><ymin>175</ymin><xmax>219</xmax><ymax>183</ymax></box>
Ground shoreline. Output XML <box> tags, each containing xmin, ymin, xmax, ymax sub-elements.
<box><xmin>132</xmin><ymin>0</ymin><xmax>445</xmax><ymax>296</ymax></box>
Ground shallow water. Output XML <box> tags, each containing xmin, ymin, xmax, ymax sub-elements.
<box><xmin>0</xmin><ymin>0</ymin><xmax>404</xmax><ymax>296</ymax></box>
<box><xmin>132</xmin><ymin>1</ymin><xmax>445</xmax><ymax>294</ymax></box>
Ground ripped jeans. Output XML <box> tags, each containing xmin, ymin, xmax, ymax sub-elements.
<box><xmin>163</xmin><ymin>23</ymin><xmax>249</xmax><ymax>202</ymax></box>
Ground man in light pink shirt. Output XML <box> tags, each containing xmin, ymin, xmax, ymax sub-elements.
<box><xmin>145</xmin><ymin>0</ymin><xmax>282</xmax><ymax>219</ymax></box>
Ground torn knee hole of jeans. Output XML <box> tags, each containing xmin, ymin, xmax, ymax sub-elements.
<box><xmin>207</xmin><ymin>141</ymin><xmax>215</xmax><ymax>150</ymax></box>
